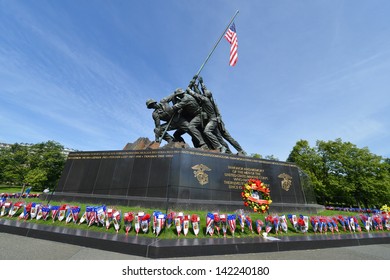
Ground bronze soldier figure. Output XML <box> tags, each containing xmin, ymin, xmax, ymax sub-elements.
<box><xmin>186</xmin><ymin>79</ymin><xmax>227</xmax><ymax>153</ymax></box>
<box><xmin>146</xmin><ymin>99</ymin><xmax>187</xmax><ymax>144</ymax></box>
<box><xmin>161</xmin><ymin>88</ymin><xmax>208</xmax><ymax>150</ymax></box>
<box><xmin>198</xmin><ymin>77</ymin><xmax>247</xmax><ymax>156</ymax></box>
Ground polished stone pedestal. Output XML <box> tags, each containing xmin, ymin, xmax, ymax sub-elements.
<box><xmin>50</xmin><ymin>148</ymin><xmax>322</xmax><ymax>213</ymax></box>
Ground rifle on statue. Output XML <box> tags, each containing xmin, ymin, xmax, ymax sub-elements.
<box><xmin>158</xmin><ymin>112</ymin><xmax>176</xmax><ymax>143</ymax></box>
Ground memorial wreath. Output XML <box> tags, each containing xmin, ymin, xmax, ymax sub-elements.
<box><xmin>241</xmin><ymin>178</ymin><xmax>272</xmax><ymax>213</ymax></box>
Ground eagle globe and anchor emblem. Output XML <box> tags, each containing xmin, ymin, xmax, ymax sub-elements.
<box><xmin>278</xmin><ymin>173</ymin><xmax>293</xmax><ymax>191</ymax></box>
<box><xmin>191</xmin><ymin>164</ymin><xmax>211</xmax><ymax>185</ymax></box>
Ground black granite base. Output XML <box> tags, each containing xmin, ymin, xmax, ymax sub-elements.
<box><xmin>50</xmin><ymin>148</ymin><xmax>322</xmax><ymax>213</ymax></box>
<box><xmin>43</xmin><ymin>192</ymin><xmax>324</xmax><ymax>213</ymax></box>
<box><xmin>1</xmin><ymin>219</ymin><xmax>389</xmax><ymax>259</ymax></box>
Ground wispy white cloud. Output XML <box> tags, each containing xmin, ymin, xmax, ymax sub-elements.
<box><xmin>303</xmin><ymin>50</ymin><xmax>390</xmax><ymax>93</ymax></box>
<box><xmin>0</xmin><ymin>2</ymin><xmax>158</xmax><ymax>150</ymax></box>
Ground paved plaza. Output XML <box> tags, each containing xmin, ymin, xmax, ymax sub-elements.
<box><xmin>1</xmin><ymin>232</ymin><xmax>389</xmax><ymax>260</ymax></box>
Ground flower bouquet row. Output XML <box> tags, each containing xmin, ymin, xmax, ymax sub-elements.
<box><xmin>0</xmin><ymin>192</ymin><xmax>40</xmax><ymax>199</ymax></box>
<box><xmin>1</xmin><ymin>198</ymin><xmax>389</xmax><ymax>237</ymax></box>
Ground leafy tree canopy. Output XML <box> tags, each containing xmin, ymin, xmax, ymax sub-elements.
<box><xmin>287</xmin><ymin>138</ymin><xmax>390</xmax><ymax>208</ymax></box>
<box><xmin>0</xmin><ymin>141</ymin><xmax>66</xmax><ymax>191</ymax></box>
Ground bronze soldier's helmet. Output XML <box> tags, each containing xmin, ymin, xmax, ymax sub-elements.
<box><xmin>175</xmin><ymin>88</ymin><xmax>185</xmax><ymax>95</ymax></box>
<box><xmin>146</xmin><ymin>99</ymin><xmax>157</xmax><ymax>108</ymax></box>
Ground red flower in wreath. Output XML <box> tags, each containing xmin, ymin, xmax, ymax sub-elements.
<box><xmin>241</xmin><ymin>178</ymin><xmax>272</xmax><ymax>213</ymax></box>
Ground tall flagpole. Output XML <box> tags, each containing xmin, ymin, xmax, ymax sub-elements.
<box><xmin>195</xmin><ymin>10</ymin><xmax>239</xmax><ymax>77</ymax></box>
<box><xmin>158</xmin><ymin>11</ymin><xmax>239</xmax><ymax>144</ymax></box>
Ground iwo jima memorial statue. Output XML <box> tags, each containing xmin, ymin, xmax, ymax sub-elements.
<box><xmin>51</xmin><ymin>11</ymin><xmax>322</xmax><ymax>213</ymax></box>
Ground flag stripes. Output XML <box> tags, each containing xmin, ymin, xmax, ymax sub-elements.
<box><xmin>224</xmin><ymin>22</ymin><xmax>238</xmax><ymax>66</ymax></box>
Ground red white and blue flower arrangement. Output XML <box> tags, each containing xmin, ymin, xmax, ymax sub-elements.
<box><xmin>1</xmin><ymin>196</ymin><xmax>389</xmax><ymax>238</ymax></box>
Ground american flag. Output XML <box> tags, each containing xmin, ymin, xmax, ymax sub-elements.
<box><xmin>224</xmin><ymin>22</ymin><xmax>238</xmax><ymax>66</ymax></box>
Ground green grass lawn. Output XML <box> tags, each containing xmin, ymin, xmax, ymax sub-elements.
<box><xmin>0</xmin><ymin>184</ymin><xmax>25</xmax><ymax>194</ymax></box>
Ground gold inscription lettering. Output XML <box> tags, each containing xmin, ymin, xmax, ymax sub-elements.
<box><xmin>223</xmin><ymin>165</ymin><xmax>269</xmax><ymax>190</ymax></box>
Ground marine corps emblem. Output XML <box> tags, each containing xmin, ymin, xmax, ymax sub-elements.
<box><xmin>278</xmin><ymin>173</ymin><xmax>292</xmax><ymax>191</ymax></box>
<box><xmin>191</xmin><ymin>164</ymin><xmax>211</xmax><ymax>185</ymax></box>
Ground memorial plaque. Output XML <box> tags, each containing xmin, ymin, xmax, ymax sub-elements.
<box><xmin>52</xmin><ymin>148</ymin><xmax>322</xmax><ymax>212</ymax></box>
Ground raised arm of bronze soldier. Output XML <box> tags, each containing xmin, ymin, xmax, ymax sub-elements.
<box><xmin>186</xmin><ymin>85</ymin><xmax>205</xmax><ymax>105</ymax></box>
<box><xmin>197</xmin><ymin>76</ymin><xmax>211</xmax><ymax>97</ymax></box>
<box><xmin>160</xmin><ymin>88</ymin><xmax>183</xmax><ymax>104</ymax></box>
<box><xmin>198</xmin><ymin>77</ymin><xmax>220</xmax><ymax>117</ymax></box>
<box><xmin>193</xmin><ymin>81</ymin><xmax>202</xmax><ymax>95</ymax></box>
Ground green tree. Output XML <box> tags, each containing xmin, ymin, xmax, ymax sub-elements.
<box><xmin>25</xmin><ymin>168</ymin><xmax>48</xmax><ymax>189</ymax></box>
<box><xmin>26</xmin><ymin>141</ymin><xmax>66</xmax><ymax>191</ymax></box>
<box><xmin>251</xmin><ymin>154</ymin><xmax>280</xmax><ymax>161</ymax></box>
<box><xmin>251</xmin><ymin>153</ymin><xmax>262</xmax><ymax>158</ymax></box>
<box><xmin>265</xmin><ymin>155</ymin><xmax>279</xmax><ymax>161</ymax></box>
<box><xmin>0</xmin><ymin>141</ymin><xmax>67</xmax><ymax>191</ymax></box>
<box><xmin>317</xmin><ymin>139</ymin><xmax>390</xmax><ymax>207</ymax></box>
<box><xmin>288</xmin><ymin>138</ymin><xmax>390</xmax><ymax>207</ymax></box>
<box><xmin>0</xmin><ymin>144</ymin><xmax>29</xmax><ymax>185</ymax></box>
<box><xmin>287</xmin><ymin>140</ymin><xmax>326</xmax><ymax>202</ymax></box>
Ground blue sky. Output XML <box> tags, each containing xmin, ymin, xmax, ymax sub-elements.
<box><xmin>0</xmin><ymin>0</ymin><xmax>389</xmax><ymax>161</ymax></box>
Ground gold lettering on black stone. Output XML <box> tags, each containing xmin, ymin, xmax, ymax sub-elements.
<box><xmin>223</xmin><ymin>165</ymin><xmax>268</xmax><ymax>190</ymax></box>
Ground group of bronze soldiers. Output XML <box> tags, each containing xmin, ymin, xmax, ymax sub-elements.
<box><xmin>146</xmin><ymin>76</ymin><xmax>246</xmax><ymax>156</ymax></box>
